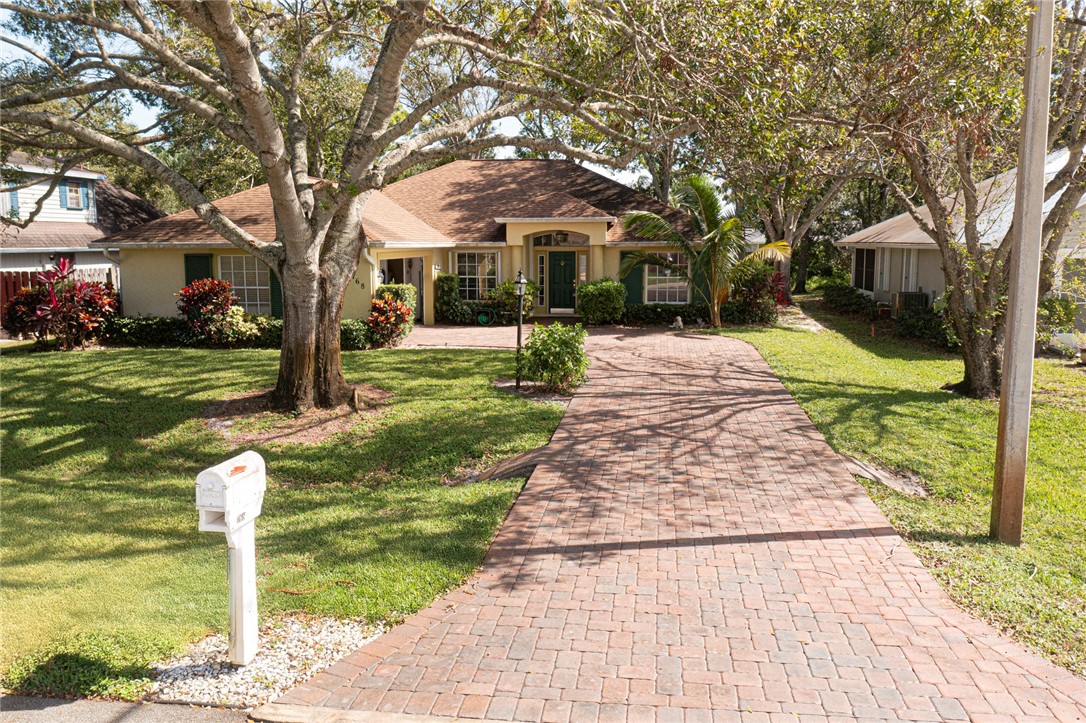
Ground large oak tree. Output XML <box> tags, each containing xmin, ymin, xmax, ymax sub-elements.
<box><xmin>1</xmin><ymin>0</ymin><xmax>709</xmax><ymax>411</ymax></box>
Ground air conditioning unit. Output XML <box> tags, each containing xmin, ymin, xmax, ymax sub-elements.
<box><xmin>891</xmin><ymin>291</ymin><xmax>929</xmax><ymax>319</ymax></box>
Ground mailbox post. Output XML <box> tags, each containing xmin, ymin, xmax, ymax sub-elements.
<box><xmin>196</xmin><ymin>451</ymin><xmax>266</xmax><ymax>665</ymax></box>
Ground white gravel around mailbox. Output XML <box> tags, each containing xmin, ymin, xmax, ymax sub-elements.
<box><xmin>150</xmin><ymin>615</ymin><xmax>380</xmax><ymax>709</ymax></box>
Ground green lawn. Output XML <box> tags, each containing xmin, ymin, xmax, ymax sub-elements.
<box><xmin>714</xmin><ymin>301</ymin><xmax>1086</xmax><ymax>676</ymax></box>
<box><xmin>0</xmin><ymin>347</ymin><xmax>562</xmax><ymax>698</ymax></box>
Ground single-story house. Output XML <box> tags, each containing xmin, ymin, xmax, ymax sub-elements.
<box><xmin>96</xmin><ymin>159</ymin><xmax>694</xmax><ymax>324</ymax></box>
<box><xmin>834</xmin><ymin>150</ymin><xmax>1086</xmax><ymax>331</ymax></box>
<box><xmin>1</xmin><ymin>152</ymin><xmax>164</xmax><ymax>284</ymax></box>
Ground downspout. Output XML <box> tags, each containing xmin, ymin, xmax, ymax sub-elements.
<box><xmin>361</xmin><ymin>246</ymin><xmax>378</xmax><ymax>317</ymax></box>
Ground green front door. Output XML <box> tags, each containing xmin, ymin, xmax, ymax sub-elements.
<box><xmin>548</xmin><ymin>251</ymin><xmax>576</xmax><ymax>310</ymax></box>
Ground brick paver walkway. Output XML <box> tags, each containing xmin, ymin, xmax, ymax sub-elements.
<box><xmin>260</xmin><ymin>330</ymin><xmax>1086</xmax><ymax>722</ymax></box>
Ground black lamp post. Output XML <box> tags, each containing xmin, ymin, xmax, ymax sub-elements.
<box><xmin>513</xmin><ymin>269</ymin><xmax>528</xmax><ymax>389</ymax></box>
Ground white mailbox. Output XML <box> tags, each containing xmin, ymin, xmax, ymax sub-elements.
<box><xmin>196</xmin><ymin>451</ymin><xmax>266</xmax><ymax>535</ymax></box>
<box><xmin>196</xmin><ymin>451</ymin><xmax>266</xmax><ymax>666</ymax></box>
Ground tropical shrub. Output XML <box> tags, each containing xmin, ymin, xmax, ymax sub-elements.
<box><xmin>375</xmin><ymin>283</ymin><xmax>417</xmax><ymax>334</ymax></box>
<box><xmin>340</xmin><ymin>319</ymin><xmax>372</xmax><ymax>351</ymax></box>
<box><xmin>4</xmin><ymin>259</ymin><xmax>119</xmax><ymax>349</ymax></box>
<box><xmin>487</xmin><ymin>279</ymin><xmax>538</xmax><ymax>320</ymax></box>
<box><xmin>727</xmin><ymin>259</ymin><xmax>778</xmax><ymax>324</ymax></box>
<box><xmin>101</xmin><ymin>316</ymin><xmax>188</xmax><ymax>346</ymax></box>
<box><xmin>226</xmin><ymin>308</ymin><xmax>278</xmax><ymax>346</ymax></box>
<box><xmin>435</xmin><ymin>273</ymin><xmax>474</xmax><ymax>324</ymax></box>
<box><xmin>576</xmin><ymin>278</ymin><xmax>626</xmax><ymax>324</ymax></box>
<box><xmin>1</xmin><ymin>285</ymin><xmax>50</xmax><ymax>343</ymax></box>
<box><xmin>821</xmin><ymin>280</ymin><xmax>878</xmax><ymax>318</ymax></box>
<box><xmin>365</xmin><ymin>294</ymin><xmax>412</xmax><ymax>348</ymax></box>
<box><xmin>895</xmin><ymin>307</ymin><xmax>959</xmax><ymax>350</ymax></box>
<box><xmin>176</xmin><ymin>278</ymin><xmax>236</xmax><ymax>345</ymax></box>
<box><xmin>523</xmin><ymin>322</ymin><xmax>589</xmax><ymax>394</ymax></box>
<box><xmin>258</xmin><ymin>318</ymin><xmax>284</xmax><ymax>348</ymax></box>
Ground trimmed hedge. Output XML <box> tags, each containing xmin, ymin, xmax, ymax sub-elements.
<box><xmin>895</xmin><ymin>307</ymin><xmax>959</xmax><ymax>350</ymax></box>
<box><xmin>102</xmin><ymin>315</ymin><xmax>381</xmax><ymax>350</ymax></box>
<box><xmin>576</xmin><ymin>279</ymin><xmax>626</xmax><ymax>324</ymax></box>
<box><xmin>340</xmin><ymin>319</ymin><xmax>371</xmax><ymax>351</ymax></box>
<box><xmin>101</xmin><ymin>316</ymin><xmax>189</xmax><ymax>347</ymax></box>
<box><xmin>623</xmin><ymin>302</ymin><xmax>711</xmax><ymax>325</ymax></box>
<box><xmin>821</xmin><ymin>281</ymin><xmax>878</xmax><ymax>318</ymax></box>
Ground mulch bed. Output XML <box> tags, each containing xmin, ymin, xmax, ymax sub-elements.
<box><xmin>492</xmin><ymin>378</ymin><xmax>572</xmax><ymax>406</ymax></box>
<box><xmin>204</xmin><ymin>385</ymin><xmax>392</xmax><ymax>446</ymax></box>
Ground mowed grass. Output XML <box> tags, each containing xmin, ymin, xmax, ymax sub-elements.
<box><xmin>0</xmin><ymin>346</ymin><xmax>562</xmax><ymax>697</ymax></box>
<box><xmin>713</xmin><ymin>301</ymin><xmax>1086</xmax><ymax>676</ymax></box>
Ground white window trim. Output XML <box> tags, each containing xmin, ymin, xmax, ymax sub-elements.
<box><xmin>65</xmin><ymin>182</ymin><xmax>84</xmax><ymax>210</ymax></box>
<box><xmin>453</xmin><ymin>250</ymin><xmax>500</xmax><ymax>301</ymax></box>
<box><xmin>646</xmin><ymin>252</ymin><xmax>690</xmax><ymax>304</ymax></box>
<box><xmin>877</xmin><ymin>249</ymin><xmax>890</xmax><ymax>292</ymax></box>
<box><xmin>901</xmin><ymin>249</ymin><xmax>918</xmax><ymax>292</ymax></box>
<box><xmin>218</xmin><ymin>254</ymin><xmax>272</xmax><ymax>315</ymax></box>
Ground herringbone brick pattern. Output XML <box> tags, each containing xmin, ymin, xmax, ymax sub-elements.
<box><xmin>273</xmin><ymin>330</ymin><xmax>1086</xmax><ymax>721</ymax></box>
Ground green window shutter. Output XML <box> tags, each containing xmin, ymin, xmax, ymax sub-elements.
<box><xmin>59</xmin><ymin>180</ymin><xmax>69</xmax><ymax>209</ymax></box>
<box><xmin>184</xmin><ymin>254</ymin><xmax>213</xmax><ymax>285</ymax></box>
<box><xmin>620</xmin><ymin>252</ymin><xmax>644</xmax><ymax>305</ymax></box>
<box><xmin>6</xmin><ymin>182</ymin><xmax>17</xmax><ymax>212</ymax></box>
<box><xmin>269</xmin><ymin>269</ymin><xmax>283</xmax><ymax>319</ymax></box>
<box><xmin>81</xmin><ymin>181</ymin><xmax>90</xmax><ymax>210</ymax></box>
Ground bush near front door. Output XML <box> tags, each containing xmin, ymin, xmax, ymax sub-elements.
<box><xmin>576</xmin><ymin>279</ymin><xmax>625</xmax><ymax>324</ymax></box>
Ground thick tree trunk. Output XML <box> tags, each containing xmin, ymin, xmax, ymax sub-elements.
<box><xmin>792</xmin><ymin>237</ymin><xmax>812</xmax><ymax>294</ymax></box>
<box><xmin>778</xmin><ymin>254</ymin><xmax>794</xmax><ymax>303</ymax></box>
<box><xmin>271</xmin><ymin>261</ymin><xmax>353</xmax><ymax>412</ymax></box>
<box><xmin>946</xmin><ymin>294</ymin><xmax>1004</xmax><ymax>398</ymax></box>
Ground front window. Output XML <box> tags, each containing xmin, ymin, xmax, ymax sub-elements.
<box><xmin>219</xmin><ymin>255</ymin><xmax>271</xmax><ymax>314</ymax></box>
<box><xmin>456</xmin><ymin>251</ymin><xmax>498</xmax><ymax>301</ymax></box>
<box><xmin>854</xmin><ymin>248</ymin><xmax>876</xmax><ymax>292</ymax></box>
<box><xmin>646</xmin><ymin>252</ymin><xmax>689</xmax><ymax>304</ymax></box>
<box><xmin>66</xmin><ymin>182</ymin><xmax>83</xmax><ymax>210</ymax></box>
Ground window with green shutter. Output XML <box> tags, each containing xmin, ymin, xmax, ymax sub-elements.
<box><xmin>183</xmin><ymin>254</ymin><xmax>213</xmax><ymax>285</ymax></box>
<box><xmin>620</xmin><ymin>252</ymin><xmax>644</xmax><ymax>305</ymax></box>
<box><xmin>269</xmin><ymin>270</ymin><xmax>283</xmax><ymax>319</ymax></box>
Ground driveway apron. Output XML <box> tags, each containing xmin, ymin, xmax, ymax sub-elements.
<box><xmin>259</xmin><ymin>330</ymin><xmax>1086</xmax><ymax>722</ymax></box>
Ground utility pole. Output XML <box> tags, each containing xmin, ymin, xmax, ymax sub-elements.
<box><xmin>991</xmin><ymin>0</ymin><xmax>1055</xmax><ymax>545</ymax></box>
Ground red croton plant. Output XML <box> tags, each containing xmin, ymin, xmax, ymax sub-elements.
<box><xmin>2</xmin><ymin>258</ymin><xmax>120</xmax><ymax>349</ymax></box>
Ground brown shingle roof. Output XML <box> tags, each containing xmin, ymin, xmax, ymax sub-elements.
<box><xmin>99</xmin><ymin>159</ymin><xmax>688</xmax><ymax>247</ymax></box>
<box><xmin>1</xmin><ymin>179</ymin><xmax>164</xmax><ymax>250</ymax></box>
<box><xmin>383</xmin><ymin>159</ymin><xmax>687</xmax><ymax>243</ymax></box>
<box><xmin>361</xmin><ymin>192</ymin><xmax>454</xmax><ymax>244</ymax></box>
<box><xmin>102</xmin><ymin>184</ymin><xmax>274</xmax><ymax>246</ymax></box>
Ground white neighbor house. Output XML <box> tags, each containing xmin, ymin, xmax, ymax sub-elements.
<box><xmin>0</xmin><ymin>153</ymin><xmax>163</xmax><ymax>284</ymax></box>
<box><xmin>834</xmin><ymin>150</ymin><xmax>1086</xmax><ymax>333</ymax></box>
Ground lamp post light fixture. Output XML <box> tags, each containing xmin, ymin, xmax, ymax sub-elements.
<box><xmin>513</xmin><ymin>270</ymin><xmax>528</xmax><ymax>390</ymax></box>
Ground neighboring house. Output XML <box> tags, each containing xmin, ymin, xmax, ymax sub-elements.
<box><xmin>834</xmin><ymin>150</ymin><xmax>1086</xmax><ymax>331</ymax></box>
<box><xmin>98</xmin><ymin>159</ymin><xmax>694</xmax><ymax>324</ymax></box>
<box><xmin>0</xmin><ymin>153</ymin><xmax>164</xmax><ymax>285</ymax></box>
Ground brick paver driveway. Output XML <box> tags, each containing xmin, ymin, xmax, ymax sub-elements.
<box><xmin>258</xmin><ymin>330</ymin><xmax>1086</xmax><ymax>722</ymax></box>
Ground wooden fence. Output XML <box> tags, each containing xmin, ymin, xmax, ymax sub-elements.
<box><xmin>0</xmin><ymin>267</ymin><xmax>117</xmax><ymax>327</ymax></box>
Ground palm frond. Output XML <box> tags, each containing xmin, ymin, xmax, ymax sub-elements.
<box><xmin>674</xmin><ymin>175</ymin><xmax>725</xmax><ymax>234</ymax></box>
<box><xmin>748</xmin><ymin>240</ymin><xmax>792</xmax><ymax>262</ymax></box>
<box><xmin>618</xmin><ymin>250</ymin><xmax>691</xmax><ymax>281</ymax></box>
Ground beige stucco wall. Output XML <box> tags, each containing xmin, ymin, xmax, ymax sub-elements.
<box><xmin>118</xmin><ymin>247</ymin><xmax>209</xmax><ymax>317</ymax></box>
<box><xmin>119</xmin><ymin>246</ymin><xmax>383</xmax><ymax>320</ymax></box>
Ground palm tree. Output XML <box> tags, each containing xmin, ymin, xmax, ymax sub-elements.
<box><xmin>619</xmin><ymin>175</ymin><xmax>791</xmax><ymax>327</ymax></box>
